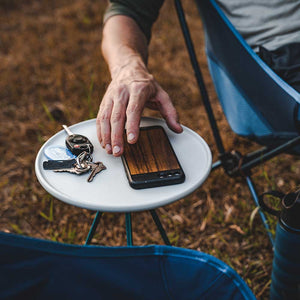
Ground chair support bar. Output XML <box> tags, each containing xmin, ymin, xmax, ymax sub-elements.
<box><xmin>211</xmin><ymin>160</ymin><xmax>222</xmax><ymax>171</ymax></box>
<box><xmin>240</xmin><ymin>136</ymin><xmax>300</xmax><ymax>172</ymax></box>
<box><xmin>214</xmin><ymin>135</ymin><xmax>300</xmax><ymax>176</ymax></box>
<box><xmin>174</xmin><ymin>0</ymin><xmax>225</xmax><ymax>155</ymax></box>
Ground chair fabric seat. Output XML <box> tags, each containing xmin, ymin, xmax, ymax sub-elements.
<box><xmin>0</xmin><ymin>232</ymin><xmax>255</xmax><ymax>300</ymax></box>
<box><xmin>196</xmin><ymin>0</ymin><xmax>300</xmax><ymax>151</ymax></box>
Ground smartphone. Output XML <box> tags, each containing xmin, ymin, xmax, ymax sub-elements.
<box><xmin>121</xmin><ymin>126</ymin><xmax>185</xmax><ymax>189</ymax></box>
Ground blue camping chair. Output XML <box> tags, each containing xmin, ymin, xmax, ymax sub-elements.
<box><xmin>174</xmin><ymin>0</ymin><xmax>300</xmax><ymax>244</ymax></box>
<box><xmin>174</xmin><ymin>0</ymin><xmax>300</xmax><ymax>299</ymax></box>
<box><xmin>0</xmin><ymin>231</ymin><xmax>255</xmax><ymax>300</ymax></box>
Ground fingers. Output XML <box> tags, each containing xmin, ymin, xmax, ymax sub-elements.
<box><xmin>154</xmin><ymin>86</ymin><xmax>183</xmax><ymax>133</ymax></box>
<box><xmin>96</xmin><ymin>95</ymin><xmax>113</xmax><ymax>154</ymax></box>
<box><xmin>97</xmin><ymin>86</ymin><xmax>129</xmax><ymax>156</ymax></box>
<box><xmin>110</xmin><ymin>88</ymin><xmax>129</xmax><ymax>156</ymax></box>
<box><xmin>125</xmin><ymin>82</ymin><xmax>153</xmax><ymax>144</ymax></box>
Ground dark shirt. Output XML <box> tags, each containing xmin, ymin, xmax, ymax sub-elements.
<box><xmin>104</xmin><ymin>0</ymin><xmax>300</xmax><ymax>51</ymax></box>
<box><xmin>103</xmin><ymin>0</ymin><xmax>164</xmax><ymax>42</ymax></box>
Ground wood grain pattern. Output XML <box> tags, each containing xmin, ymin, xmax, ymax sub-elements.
<box><xmin>123</xmin><ymin>126</ymin><xmax>180</xmax><ymax>175</ymax></box>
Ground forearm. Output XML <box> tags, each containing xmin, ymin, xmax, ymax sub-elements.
<box><xmin>101</xmin><ymin>15</ymin><xmax>149</xmax><ymax>79</ymax></box>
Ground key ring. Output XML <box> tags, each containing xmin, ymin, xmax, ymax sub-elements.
<box><xmin>76</xmin><ymin>151</ymin><xmax>91</xmax><ymax>170</ymax></box>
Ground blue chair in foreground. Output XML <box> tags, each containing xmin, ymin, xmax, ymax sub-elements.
<box><xmin>174</xmin><ymin>0</ymin><xmax>300</xmax><ymax>299</ymax></box>
<box><xmin>0</xmin><ymin>231</ymin><xmax>255</xmax><ymax>300</ymax></box>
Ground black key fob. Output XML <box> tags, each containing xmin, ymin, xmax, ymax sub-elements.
<box><xmin>66</xmin><ymin>134</ymin><xmax>94</xmax><ymax>156</ymax></box>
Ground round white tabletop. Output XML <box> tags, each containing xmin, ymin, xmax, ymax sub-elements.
<box><xmin>35</xmin><ymin>117</ymin><xmax>211</xmax><ymax>212</ymax></box>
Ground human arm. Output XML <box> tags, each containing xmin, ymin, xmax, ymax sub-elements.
<box><xmin>97</xmin><ymin>11</ymin><xmax>183</xmax><ymax>156</ymax></box>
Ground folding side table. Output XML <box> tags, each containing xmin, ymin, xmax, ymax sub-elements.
<box><xmin>35</xmin><ymin>117</ymin><xmax>212</xmax><ymax>246</ymax></box>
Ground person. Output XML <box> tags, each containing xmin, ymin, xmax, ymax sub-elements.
<box><xmin>97</xmin><ymin>0</ymin><xmax>300</xmax><ymax>157</ymax></box>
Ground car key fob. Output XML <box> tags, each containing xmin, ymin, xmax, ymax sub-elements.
<box><xmin>63</xmin><ymin>125</ymin><xmax>94</xmax><ymax>156</ymax></box>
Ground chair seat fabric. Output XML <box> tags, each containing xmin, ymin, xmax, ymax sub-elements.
<box><xmin>0</xmin><ymin>232</ymin><xmax>255</xmax><ymax>300</ymax></box>
<box><xmin>196</xmin><ymin>0</ymin><xmax>300</xmax><ymax>151</ymax></box>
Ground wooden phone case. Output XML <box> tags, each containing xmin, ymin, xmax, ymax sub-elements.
<box><xmin>121</xmin><ymin>126</ymin><xmax>185</xmax><ymax>189</ymax></box>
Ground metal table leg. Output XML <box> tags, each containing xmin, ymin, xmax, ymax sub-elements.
<box><xmin>85</xmin><ymin>210</ymin><xmax>170</xmax><ymax>246</ymax></box>
<box><xmin>125</xmin><ymin>213</ymin><xmax>133</xmax><ymax>246</ymax></box>
<box><xmin>85</xmin><ymin>211</ymin><xmax>103</xmax><ymax>245</ymax></box>
<box><xmin>150</xmin><ymin>210</ymin><xmax>171</xmax><ymax>246</ymax></box>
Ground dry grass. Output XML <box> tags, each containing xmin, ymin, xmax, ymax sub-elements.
<box><xmin>1</xmin><ymin>1</ymin><xmax>299</xmax><ymax>299</ymax></box>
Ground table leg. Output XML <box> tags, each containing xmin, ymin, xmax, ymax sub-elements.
<box><xmin>125</xmin><ymin>213</ymin><xmax>133</xmax><ymax>246</ymax></box>
<box><xmin>150</xmin><ymin>210</ymin><xmax>171</xmax><ymax>246</ymax></box>
<box><xmin>85</xmin><ymin>211</ymin><xmax>103</xmax><ymax>245</ymax></box>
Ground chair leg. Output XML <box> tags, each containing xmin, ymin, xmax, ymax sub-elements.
<box><xmin>125</xmin><ymin>213</ymin><xmax>133</xmax><ymax>246</ymax></box>
<box><xmin>150</xmin><ymin>210</ymin><xmax>171</xmax><ymax>246</ymax></box>
<box><xmin>211</xmin><ymin>160</ymin><xmax>222</xmax><ymax>171</ymax></box>
<box><xmin>245</xmin><ymin>176</ymin><xmax>275</xmax><ymax>248</ymax></box>
<box><xmin>174</xmin><ymin>0</ymin><xmax>225</xmax><ymax>155</ymax></box>
<box><xmin>85</xmin><ymin>211</ymin><xmax>103</xmax><ymax>245</ymax></box>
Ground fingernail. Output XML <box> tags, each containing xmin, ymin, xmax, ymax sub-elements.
<box><xmin>127</xmin><ymin>133</ymin><xmax>135</xmax><ymax>142</ymax></box>
<box><xmin>105</xmin><ymin>144</ymin><xmax>112</xmax><ymax>152</ymax></box>
<box><xmin>113</xmin><ymin>145</ymin><xmax>120</xmax><ymax>154</ymax></box>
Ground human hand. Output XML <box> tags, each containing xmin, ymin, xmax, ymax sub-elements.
<box><xmin>96</xmin><ymin>59</ymin><xmax>183</xmax><ymax>156</ymax></box>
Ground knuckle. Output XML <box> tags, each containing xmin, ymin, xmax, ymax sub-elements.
<box><xmin>111</xmin><ymin>111</ymin><xmax>124</xmax><ymax>124</ymax></box>
<box><xmin>125</xmin><ymin>121</ymin><xmax>138</xmax><ymax>133</ymax></box>
<box><xmin>100</xmin><ymin>111</ymin><xmax>111</xmax><ymax>122</ymax></box>
<box><xmin>126</xmin><ymin>103</ymin><xmax>142</xmax><ymax>115</ymax></box>
<box><xmin>168</xmin><ymin>105</ymin><xmax>177</xmax><ymax>115</ymax></box>
<box><xmin>147</xmin><ymin>74</ymin><xmax>154</xmax><ymax>81</ymax></box>
<box><xmin>102</xmin><ymin>132</ymin><xmax>111</xmax><ymax>142</ymax></box>
<box><xmin>96</xmin><ymin>117</ymin><xmax>101</xmax><ymax>126</ymax></box>
<box><xmin>112</xmin><ymin>132</ymin><xmax>122</xmax><ymax>141</ymax></box>
<box><xmin>131</xmin><ymin>82</ymin><xmax>153</xmax><ymax>95</ymax></box>
<box><xmin>116</xmin><ymin>85</ymin><xmax>126</xmax><ymax>95</ymax></box>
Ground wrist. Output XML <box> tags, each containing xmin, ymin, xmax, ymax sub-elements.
<box><xmin>110</xmin><ymin>53</ymin><xmax>148</xmax><ymax>80</ymax></box>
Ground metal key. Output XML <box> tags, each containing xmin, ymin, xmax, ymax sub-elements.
<box><xmin>54</xmin><ymin>165</ymin><xmax>90</xmax><ymax>175</ymax></box>
<box><xmin>43</xmin><ymin>158</ymin><xmax>90</xmax><ymax>175</ymax></box>
<box><xmin>87</xmin><ymin>162</ymin><xmax>106</xmax><ymax>182</ymax></box>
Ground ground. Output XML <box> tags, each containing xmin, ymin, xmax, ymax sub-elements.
<box><xmin>1</xmin><ymin>1</ymin><xmax>299</xmax><ymax>299</ymax></box>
